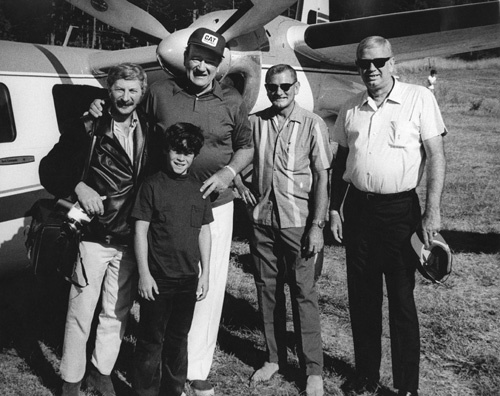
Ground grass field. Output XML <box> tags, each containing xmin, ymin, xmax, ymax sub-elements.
<box><xmin>0</xmin><ymin>62</ymin><xmax>499</xmax><ymax>396</ymax></box>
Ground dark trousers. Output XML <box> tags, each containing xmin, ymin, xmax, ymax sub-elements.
<box><xmin>251</xmin><ymin>223</ymin><xmax>323</xmax><ymax>376</ymax></box>
<box><xmin>343</xmin><ymin>187</ymin><xmax>421</xmax><ymax>392</ymax></box>
<box><xmin>132</xmin><ymin>277</ymin><xmax>198</xmax><ymax>396</ymax></box>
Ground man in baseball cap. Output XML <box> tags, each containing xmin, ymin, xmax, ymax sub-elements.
<box><xmin>187</xmin><ymin>27</ymin><xmax>226</xmax><ymax>59</ymax></box>
<box><xmin>182</xmin><ymin>28</ymin><xmax>226</xmax><ymax>95</ymax></box>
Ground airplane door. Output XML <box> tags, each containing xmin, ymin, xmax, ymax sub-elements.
<box><xmin>0</xmin><ymin>75</ymin><xmax>104</xmax><ymax>278</ymax></box>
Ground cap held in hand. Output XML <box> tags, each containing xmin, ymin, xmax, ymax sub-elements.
<box><xmin>411</xmin><ymin>231</ymin><xmax>452</xmax><ymax>284</ymax></box>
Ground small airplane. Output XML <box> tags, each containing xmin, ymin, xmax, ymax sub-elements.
<box><xmin>1</xmin><ymin>0</ymin><xmax>499</xmax><ymax>278</ymax></box>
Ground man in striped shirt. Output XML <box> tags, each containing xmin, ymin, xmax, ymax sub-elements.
<box><xmin>238</xmin><ymin>64</ymin><xmax>331</xmax><ymax>396</ymax></box>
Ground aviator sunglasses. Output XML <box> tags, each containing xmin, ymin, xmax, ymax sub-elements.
<box><xmin>355</xmin><ymin>57</ymin><xmax>391</xmax><ymax>69</ymax></box>
<box><xmin>265</xmin><ymin>81</ymin><xmax>297</xmax><ymax>92</ymax></box>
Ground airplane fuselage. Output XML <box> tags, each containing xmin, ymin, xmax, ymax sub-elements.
<box><xmin>0</xmin><ymin>14</ymin><xmax>364</xmax><ymax>278</ymax></box>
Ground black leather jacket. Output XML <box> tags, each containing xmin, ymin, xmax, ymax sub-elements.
<box><xmin>39</xmin><ymin>110</ymin><xmax>152</xmax><ymax>245</ymax></box>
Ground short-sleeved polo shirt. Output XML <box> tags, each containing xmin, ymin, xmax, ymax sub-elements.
<box><xmin>144</xmin><ymin>76</ymin><xmax>253</xmax><ymax>207</ymax></box>
<box><xmin>251</xmin><ymin>103</ymin><xmax>332</xmax><ymax>228</ymax></box>
<box><xmin>131</xmin><ymin>171</ymin><xmax>213</xmax><ymax>279</ymax></box>
<box><xmin>332</xmin><ymin>79</ymin><xmax>447</xmax><ymax>194</ymax></box>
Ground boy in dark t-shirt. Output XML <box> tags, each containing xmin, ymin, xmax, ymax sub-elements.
<box><xmin>131</xmin><ymin>122</ymin><xmax>213</xmax><ymax>396</ymax></box>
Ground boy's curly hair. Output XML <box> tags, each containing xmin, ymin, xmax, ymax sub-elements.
<box><xmin>164</xmin><ymin>122</ymin><xmax>204</xmax><ymax>156</ymax></box>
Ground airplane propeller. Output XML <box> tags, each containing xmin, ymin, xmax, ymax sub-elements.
<box><xmin>67</xmin><ymin>0</ymin><xmax>500</xmax><ymax>87</ymax></box>
<box><xmin>217</xmin><ymin>0</ymin><xmax>296</xmax><ymax>41</ymax></box>
<box><xmin>66</xmin><ymin>0</ymin><xmax>169</xmax><ymax>44</ymax></box>
<box><xmin>156</xmin><ymin>0</ymin><xmax>296</xmax><ymax>77</ymax></box>
<box><xmin>68</xmin><ymin>0</ymin><xmax>296</xmax><ymax>79</ymax></box>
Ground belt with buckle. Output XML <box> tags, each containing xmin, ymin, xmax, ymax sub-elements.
<box><xmin>350</xmin><ymin>185</ymin><xmax>415</xmax><ymax>202</ymax></box>
<box><xmin>83</xmin><ymin>234</ymin><xmax>131</xmax><ymax>246</ymax></box>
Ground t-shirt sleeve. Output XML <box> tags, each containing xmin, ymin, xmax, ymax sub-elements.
<box><xmin>231</xmin><ymin>100</ymin><xmax>253</xmax><ymax>151</ymax></box>
<box><xmin>131</xmin><ymin>178</ymin><xmax>155</xmax><ymax>222</ymax></box>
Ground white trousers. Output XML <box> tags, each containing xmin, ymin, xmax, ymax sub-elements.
<box><xmin>60</xmin><ymin>241</ymin><xmax>136</xmax><ymax>383</ymax></box>
<box><xmin>187</xmin><ymin>201</ymin><xmax>234</xmax><ymax>381</ymax></box>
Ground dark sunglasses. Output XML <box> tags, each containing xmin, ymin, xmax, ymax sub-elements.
<box><xmin>265</xmin><ymin>82</ymin><xmax>296</xmax><ymax>92</ymax></box>
<box><xmin>355</xmin><ymin>57</ymin><xmax>391</xmax><ymax>69</ymax></box>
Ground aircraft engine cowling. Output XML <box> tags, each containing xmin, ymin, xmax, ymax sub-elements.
<box><xmin>221</xmin><ymin>50</ymin><xmax>262</xmax><ymax>112</ymax></box>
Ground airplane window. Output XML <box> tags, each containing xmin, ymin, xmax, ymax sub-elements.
<box><xmin>0</xmin><ymin>83</ymin><xmax>17</xmax><ymax>143</ymax></box>
<box><xmin>52</xmin><ymin>84</ymin><xmax>107</xmax><ymax>133</ymax></box>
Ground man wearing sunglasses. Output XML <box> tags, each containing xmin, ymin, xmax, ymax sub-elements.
<box><xmin>330</xmin><ymin>36</ymin><xmax>447</xmax><ymax>396</ymax></box>
<box><xmin>237</xmin><ymin>64</ymin><xmax>331</xmax><ymax>396</ymax></box>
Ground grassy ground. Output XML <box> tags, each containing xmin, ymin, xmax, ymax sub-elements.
<box><xmin>1</xmin><ymin>64</ymin><xmax>499</xmax><ymax>396</ymax></box>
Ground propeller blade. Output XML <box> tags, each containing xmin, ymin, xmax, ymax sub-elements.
<box><xmin>288</xmin><ymin>1</ymin><xmax>500</xmax><ymax>66</ymax></box>
<box><xmin>219</xmin><ymin>0</ymin><xmax>296</xmax><ymax>42</ymax></box>
<box><xmin>66</xmin><ymin>0</ymin><xmax>169</xmax><ymax>44</ymax></box>
<box><xmin>157</xmin><ymin>0</ymin><xmax>296</xmax><ymax>77</ymax></box>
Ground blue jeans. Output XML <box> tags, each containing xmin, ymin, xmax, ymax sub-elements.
<box><xmin>132</xmin><ymin>276</ymin><xmax>198</xmax><ymax>396</ymax></box>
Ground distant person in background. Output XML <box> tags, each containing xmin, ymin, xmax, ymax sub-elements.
<box><xmin>427</xmin><ymin>69</ymin><xmax>437</xmax><ymax>94</ymax></box>
<box><xmin>330</xmin><ymin>36</ymin><xmax>447</xmax><ymax>396</ymax></box>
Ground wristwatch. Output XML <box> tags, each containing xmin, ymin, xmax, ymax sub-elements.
<box><xmin>312</xmin><ymin>220</ymin><xmax>325</xmax><ymax>229</ymax></box>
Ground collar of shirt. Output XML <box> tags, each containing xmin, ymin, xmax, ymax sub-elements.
<box><xmin>265</xmin><ymin>101</ymin><xmax>304</xmax><ymax>129</ymax></box>
<box><xmin>111</xmin><ymin>110</ymin><xmax>138</xmax><ymax>162</ymax></box>
<box><xmin>162</xmin><ymin>169</ymin><xmax>189</xmax><ymax>181</ymax></box>
<box><xmin>172</xmin><ymin>77</ymin><xmax>224</xmax><ymax>100</ymax></box>
<box><xmin>361</xmin><ymin>77</ymin><xmax>403</xmax><ymax>110</ymax></box>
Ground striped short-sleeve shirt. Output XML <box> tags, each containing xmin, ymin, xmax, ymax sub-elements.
<box><xmin>250</xmin><ymin>103</ymin><xmax>332</xmax><ymax>228</ymax></box>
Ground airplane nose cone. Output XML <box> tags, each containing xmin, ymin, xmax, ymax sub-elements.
<box><xmin>157</xmin><ymin>29</ymin><xmax>194</xmax><ymax>76</ymax></box>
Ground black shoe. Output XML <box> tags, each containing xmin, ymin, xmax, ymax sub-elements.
<box><xmin>61</xmin><ymin>380</ymin><xmax>81</xmax><ymax>396</ymax></box>
<box><xmin>85</xmin><ymin>366</ymin><xmax>116</xmax><ymax>396</ymax></box>
<box><xmin>398</xmin><ymin>391</ymin><xmax>419</xmax><ymax>396</ymax></box>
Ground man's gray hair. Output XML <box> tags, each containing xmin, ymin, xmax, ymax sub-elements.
<box><xmin>266</xmin><ymin>64</ymin><xmax>297</xmax><ymax>82</ymax></box>
<box><xmin>107</xmin><ymin>63</ymin><xmax>147</xmax><ymax>94</ymax></box>
<box><xmin>356</xmin><ymin>36</ymin><xmax>393</xmax><ymax>59</ymax></box>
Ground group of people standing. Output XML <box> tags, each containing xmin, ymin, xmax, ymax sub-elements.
<box><xmin>39</xmin><ymin>29</ymin><xmax>447</xmax><ymax>396</ymax></box>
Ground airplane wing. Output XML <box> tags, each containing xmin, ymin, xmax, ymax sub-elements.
<box><xmin>288</xmin><ymin>1</ymin><xmax>500</xmax><ymax>67</ymax></box>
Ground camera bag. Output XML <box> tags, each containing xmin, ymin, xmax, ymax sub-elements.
<box><xmin>25</xmin><ymin>199</ymin><xmax>82</xmax><ymax>282</ymax></box>
<box><xmin>25</xmin><ymin>120</ymin><xmax>96</xmax><ymax>287</ymax></box>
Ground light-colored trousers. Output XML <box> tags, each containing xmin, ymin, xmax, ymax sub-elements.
<box><xmin>187</xmin><ymin>201</ymin><xmax>234</xmax><ymax>381</ymax></box>
<box><xmin>60</xmin><ymin>241</ymin><xmax>137</xmax><ymax>383</ymax></box>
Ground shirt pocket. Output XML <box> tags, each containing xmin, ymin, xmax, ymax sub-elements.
<box><xmin>283</xmin><ymin>146</ymin><xmax>309</xmax><ymax>172</ymax></box>
<box><xmin>190</xmin><ymin>205</ymin><xmax>204</xmax><ymax>228</ymax></box>
<box><xmin>389</xmin><ymin>120</ymin><xmax>419</xmax><ymax>148</ymax></box>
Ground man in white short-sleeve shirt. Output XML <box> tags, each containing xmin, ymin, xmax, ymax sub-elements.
<box><xmin>329</xmin><ymin>36</ymin><xmax>447</xmax><ymax>396</ymax></box>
